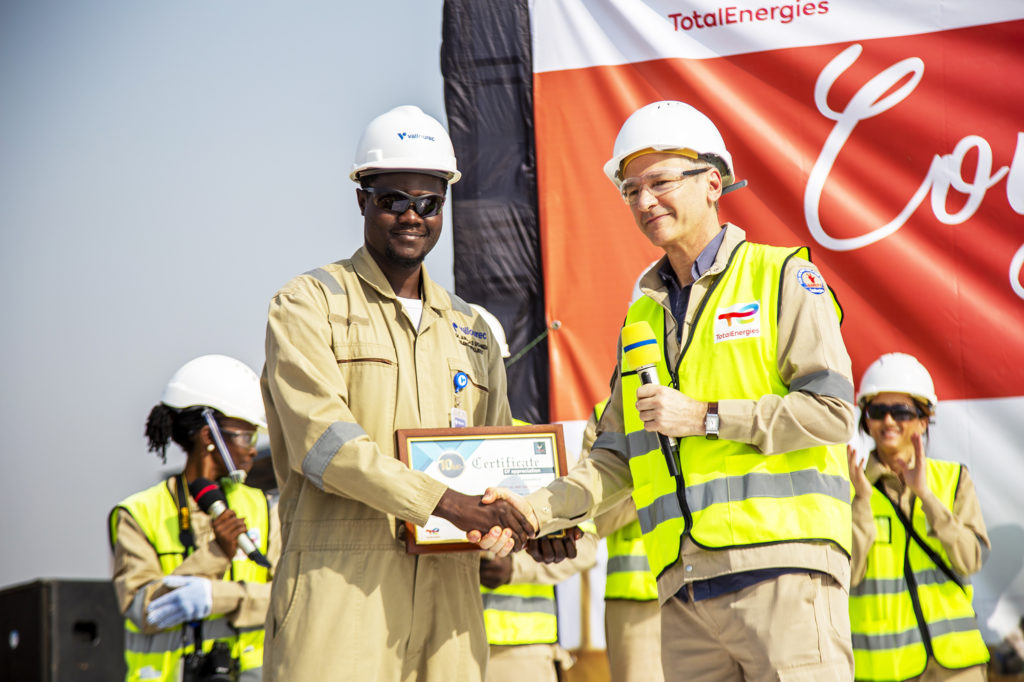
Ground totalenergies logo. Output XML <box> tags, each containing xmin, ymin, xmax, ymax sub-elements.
<box><xmin>716</xmin><ymin>302</ymin><xmax>760</xmax><ymax>327</ymax></box>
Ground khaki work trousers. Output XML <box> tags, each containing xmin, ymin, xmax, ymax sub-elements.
<box><xmin>604</xmin><ymin>599</ymin><xmax>665</xmax><ymax>682</ymax></box>
<box><xmin>660</xmin><ymin>571</ymin><xmax>853</xmax><ymax>682</ymax></box>
<box><xmin>485</xmin><ymin>644</ymin><xmax>559</xmax><ymax>682</ymax></box>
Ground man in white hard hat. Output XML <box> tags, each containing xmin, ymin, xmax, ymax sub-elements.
<box><xmin>260</xmin><ymin>105</ymin><xmax>533</xmax><ymax>682</ymax></box>
<box><xmin>484</xmin><ymin>101</ymin><xmax>857</xmax><ymax>681</ymax></box>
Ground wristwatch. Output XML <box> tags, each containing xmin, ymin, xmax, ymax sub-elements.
<box><xmin>704</xmin><ymin>402</ymin><xmax>720</xmax><ymax>440</ymax></box>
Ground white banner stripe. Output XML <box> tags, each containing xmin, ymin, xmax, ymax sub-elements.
<box><xmin>530</xmin><ymin>0</ymin><xmax>1024</xmax><ymax>72</ymax></box>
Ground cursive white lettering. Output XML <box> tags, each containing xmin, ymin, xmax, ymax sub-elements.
<box><xmin>806</xmin><ymin>44</ymin><xmax>1024</xmax><ymax>299</ymax></box>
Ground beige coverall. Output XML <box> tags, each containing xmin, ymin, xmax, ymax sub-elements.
<box><xmin>111</xmin><ymin>477</ymin><xmax>281</xmax><ymax>636</ymax></box>
<box><xmin>852</xmin><ymin>453</ymin><xmax>990</xmax><ymax>681</ymax></box>
<box><xmin>525</xmin><ymin>225</ymin><xmax>857</xmax><ymax>681</ymax></box>
<box><xmin>261</xmin><ymin>247</ymin><xmax>512</xmax><ymax>682</ymax></box>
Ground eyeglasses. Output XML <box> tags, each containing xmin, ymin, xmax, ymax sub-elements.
<box><xmin>220</xmin><ymin>429</ymin><xmax>259</xmax><ymax>448</ymax></box>
<box><xmin>865</xmin><ymin>403</ymin><xmax>921</xmax><ymax>422</ymax></box>
<box><xmin>620</xmin><ymin>167</ymin><xmax>711</xmax><ymax>206</ymax></box>
<box><xmin>362</xmin><ymin>187</ymin><xmax>446</xmax><ymax>218</ymax></box>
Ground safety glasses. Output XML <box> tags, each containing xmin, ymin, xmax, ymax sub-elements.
<box><xmin>362</xmin><ymin>187</ymin><xmax>445</xmax><ymax>218</ymax></box>
<box><xmin>865</xmin><ymin>403</ymin><xmax>920</xmax><ymax>422</ymax></box>
<box><xmin>220</xmin><ymin>428</ymin><xmax>259</xmax><ymax>448</ymax></box>
<box><xmin>620</xmin><ymin>167</ymin><xmax>711</xmax><ymax>206</ymax></box>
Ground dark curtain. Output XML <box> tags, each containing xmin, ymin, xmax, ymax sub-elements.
<box><xmin>441</xmin><ymin>0</ymin><xmax>548</xmax><ymax>423</ymax></box>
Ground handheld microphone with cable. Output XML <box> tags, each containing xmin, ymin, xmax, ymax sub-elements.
<box><xmin>622</xmin><ymin>321</ymin><xmax>681</xmax><ymax>477</ymax></box>
<box><xmin>188</xmin><ymin>478</ymin><xmax>272</xmax><ymax>569</ymax></box>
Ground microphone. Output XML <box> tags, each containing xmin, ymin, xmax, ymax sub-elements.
<box><xmin>621</xmin><ymin>321</ymin><xmax>681</xmax><ymax>477</ymax></box>
<box><xmin>188</xmin><ymin>478</ymin><xmax>272</xmax><ymax>569</ymax></box>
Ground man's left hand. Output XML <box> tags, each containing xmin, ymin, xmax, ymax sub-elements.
<box><xmin>635</xmin><ymin>383</ymin><xmax>706</xmax><ymax>437</ymax></box>
<box><xmin>479</xmin><ymin>554</ymin><xmax>514</xmax><ymax>589</ymax></box>
<box><xmin>526</xmin><ymin>527</ymin><xmax>584</xmax><ymax>564</ymax></box>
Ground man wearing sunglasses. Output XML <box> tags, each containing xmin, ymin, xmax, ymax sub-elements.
<box><xmin>483</xmin><ymin>100</ymin><xmax>858</xmax><ymax>681</ymax></box>
<box><xmin>260</xmin><ymin>105</ymin><xmax>533</xmax><ymax>682</ymax></box>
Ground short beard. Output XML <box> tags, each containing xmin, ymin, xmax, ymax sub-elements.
<box><xmin>385</xmin><ymin>244</ymin><xmax>426</xmax><ymax>269</ymax></box>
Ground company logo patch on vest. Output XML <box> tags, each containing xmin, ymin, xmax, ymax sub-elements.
<box><xmin>713</xmin><ymin>301</ymin><xmax>761</xmax><ymax>343</ymax></box>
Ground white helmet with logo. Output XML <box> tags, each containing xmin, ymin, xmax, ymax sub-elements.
<box><xmin>604</xmin><ymin>100</ymin><xmax>738</xmax><ymax>192</ymax></box>
<box><xmin>350</xmin><ymin>105</ymin><xmax>461</xmax><ymax>184</ymax></box>
<box><xmin>470</xmin><ymin>304</ymin><xmax>510</xmax><ymax>359</ymax></box>
<box><xmin>856</xmin><ymin>352</ymin><xmax>937</xmax><ymax>414</ymax></box>
<box><xmin>161</xmin><ymin>354</ymin><xmax>267</xmax><ymax>429</ymax></box>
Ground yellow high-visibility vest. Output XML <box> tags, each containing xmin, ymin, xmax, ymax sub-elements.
<box><xmin>481</xmin><ymin>582</ymin><xmax>558</xmax><ymax>646</ymax></box>
<box><xmin>110</xmin><ymin>477</ymin><xmax>270</xmax><ymax>681</ymax></box>
<box><xmin>622</xmin><ymin>241</ymin><xmax>851</xmax><ymax>577</ymax></box>
<box><xmin>850</xmin><ymin>459</ymin><xmax>988</xmax><ymax>680</ymax></box>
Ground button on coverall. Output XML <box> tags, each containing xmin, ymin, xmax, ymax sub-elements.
<box><xmin>261</xmin><ymin>246</ymin><xmax>512</xmax><ymax>682</ymax></box>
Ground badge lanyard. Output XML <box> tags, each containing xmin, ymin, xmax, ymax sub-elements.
<box><xmin>451</xmin><ymin>371</ymin><xmax>468</xmax><ymax>428</ymax></box>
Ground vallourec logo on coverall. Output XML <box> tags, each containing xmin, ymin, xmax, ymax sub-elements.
<box><xmin>713</xmin><ymin>301</ymin><xmax>761</xmax><ymax>343</ymax></box>
<box><xmin>452</xmin><ymin>322</ymin><xmax>489</xmax><ymax>354</ymax></box>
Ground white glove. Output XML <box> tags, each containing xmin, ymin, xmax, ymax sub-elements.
<box><xmin>145</xmin><ymin>575</ymin><xmax>213</xmax><ymax>629</ymax></box>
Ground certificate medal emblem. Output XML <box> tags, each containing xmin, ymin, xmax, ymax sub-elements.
<box><xmin>436</xmin><ymin>451</ymin><xmax>465</xmax><ymax>478</ymax></box>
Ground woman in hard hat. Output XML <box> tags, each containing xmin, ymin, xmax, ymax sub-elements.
<box><xmin>848</xmin><ymin>352</ymin><xmax>989</xmax><ymax>681</ymax></box>
<box><xmin>109</xmin><ymin>354</ymin><xmax>280</xmax><ymax>682</ymax></box>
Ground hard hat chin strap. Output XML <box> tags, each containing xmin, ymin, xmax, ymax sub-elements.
<box><xmin>201</xmin><ymin>408</ymin><xmax>247</xmax><ymax>484</ymax></box>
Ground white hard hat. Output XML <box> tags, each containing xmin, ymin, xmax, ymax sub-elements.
<box><xmin>470</xmin><ymin>304</ymin><xmax>510</xmax><ymax>359</ymax></box>
<box><xmin>350</xmin><ymin>105</ymin><xmax>461</xmax><ymax>184</ymax></box>
<box><xmin>856</xmin><ymin>352</ymin><xmax>937</xmax><ymax>414</ymax></box>
<box><xmin>161</xmin><ymin>354</ymin><xmax>267</xmax><ymax>429</ymax></box>
<box><xmin>604</xmin><ymin>101</ymin><xmax>736</xmax><ymax>191</ymax></box>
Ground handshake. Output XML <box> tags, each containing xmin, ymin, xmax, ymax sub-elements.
<box><xmin>433</xmin><ymin>487</ymin><xmax>583</xmax><ymax>563</ymax></box>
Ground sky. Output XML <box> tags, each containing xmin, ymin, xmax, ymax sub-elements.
<box><xmin>0</xmin><ymin>0</ymin><xmax>457</xmax><ymax>589</ymax></box>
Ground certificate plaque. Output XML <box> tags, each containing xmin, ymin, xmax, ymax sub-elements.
<box><xmin>396</xmin><ymin>424</ymin><xmax>567</xmax><ymax>554</ymax></box>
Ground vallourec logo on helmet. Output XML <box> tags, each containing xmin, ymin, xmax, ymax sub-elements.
<box><xmin>713</xmin><ymin>301</ymin><xmax>761</xmax><ymax>343</ymax></box>
<box><xmin>397</xmin><ymin>132</ymin><xmax>437</xmax><ymax>142</ymax></box>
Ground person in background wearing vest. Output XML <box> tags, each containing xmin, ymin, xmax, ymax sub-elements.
<box><xmin>471</xmin><ymin>304</ymin><xmax>601</xmax><ymax>682</ymax></box>
<box><xmin>581</xmin><ymin>400</ymin><xmax>665</xmax><ymax>682</ymax></box>
<box><xmin>847</xmin><ymin>353</ymin><xmax>990</xmax><ymax>681</ymax></box>
<box><xmin>481</xmin><ymin>100</ymin><xmax>857</xmax><ymax>681</ymax></box>
<box><xmin>110</xmin><ymin>354</ymin><xmax>280</xmax><ymax>682</ymax></box>
<box><xmin>260</xmin><ymin>105</ymin><xmax>533</xmax><ymax>682</ymax></box>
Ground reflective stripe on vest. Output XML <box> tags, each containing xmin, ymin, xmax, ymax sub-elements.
<box><xmin>481</xmin><ymin>583</ymin><xmax>558</xmax><ymax>645</ymax></box>
<box><xmin>622</xmin><ymin>241</ymin><xmax>852</xmax><ymax>578</ymax></box>
<box><xmin>850</xmin><ymin>459</ymin><xmax>988</xmax><ymax>680</ymax></box>
<box><xmin>604</xmin><ymin>519</ymin><xmax>659</xmax><ymax>601</ymax></box>
<box><xmin>110</xmin><ymin>478</ymin><xmax>271</xmax><ymax>680</ymax></box>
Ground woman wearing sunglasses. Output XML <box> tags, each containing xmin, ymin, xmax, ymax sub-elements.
<box><xmin>109</xmin><ymin>354</ymin><xmax>279</xmax><ymax>681</ymax></box>
<box><xmin>847</xmin><ymin>352</ymin><xmax>989</xmax><ymax>681</ymax></box>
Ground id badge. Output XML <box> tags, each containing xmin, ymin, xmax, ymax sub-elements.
<box><xmin>450</xmin><ymin>407</ymin><xmax>468</xmax><ymax>428</ymax></box>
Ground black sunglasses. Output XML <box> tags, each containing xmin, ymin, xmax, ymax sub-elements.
<box><xmin>362</xmin><ymin>187</ymin><xmax>445</xmax><ymax>218</ymax></box>
<box><xmin>865</xmin><ymin>403</ymin><xmax>921</xmax><ymax>422</ymax></box>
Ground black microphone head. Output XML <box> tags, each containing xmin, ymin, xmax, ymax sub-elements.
<box><xmin>188</xmin><ymin>477</ymin><xmax>227</xmax><ymax>512</ymax></box>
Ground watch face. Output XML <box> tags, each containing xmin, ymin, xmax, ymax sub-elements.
<box><xmin>705</xmin><ymin>414</ymin><xmax>720</xmax><ymax>432</ymax></box>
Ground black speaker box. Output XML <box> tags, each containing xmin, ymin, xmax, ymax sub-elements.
<box><xmin>0</xmin><ymin>579</ymin><xmax>125</xmax><ymax>681</ymax></box>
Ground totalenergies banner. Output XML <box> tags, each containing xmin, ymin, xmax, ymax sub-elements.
<box><xmin>529</xmin><ymin>0</ymin><xmax>1024</xmax><ymax>639</ymax></box>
